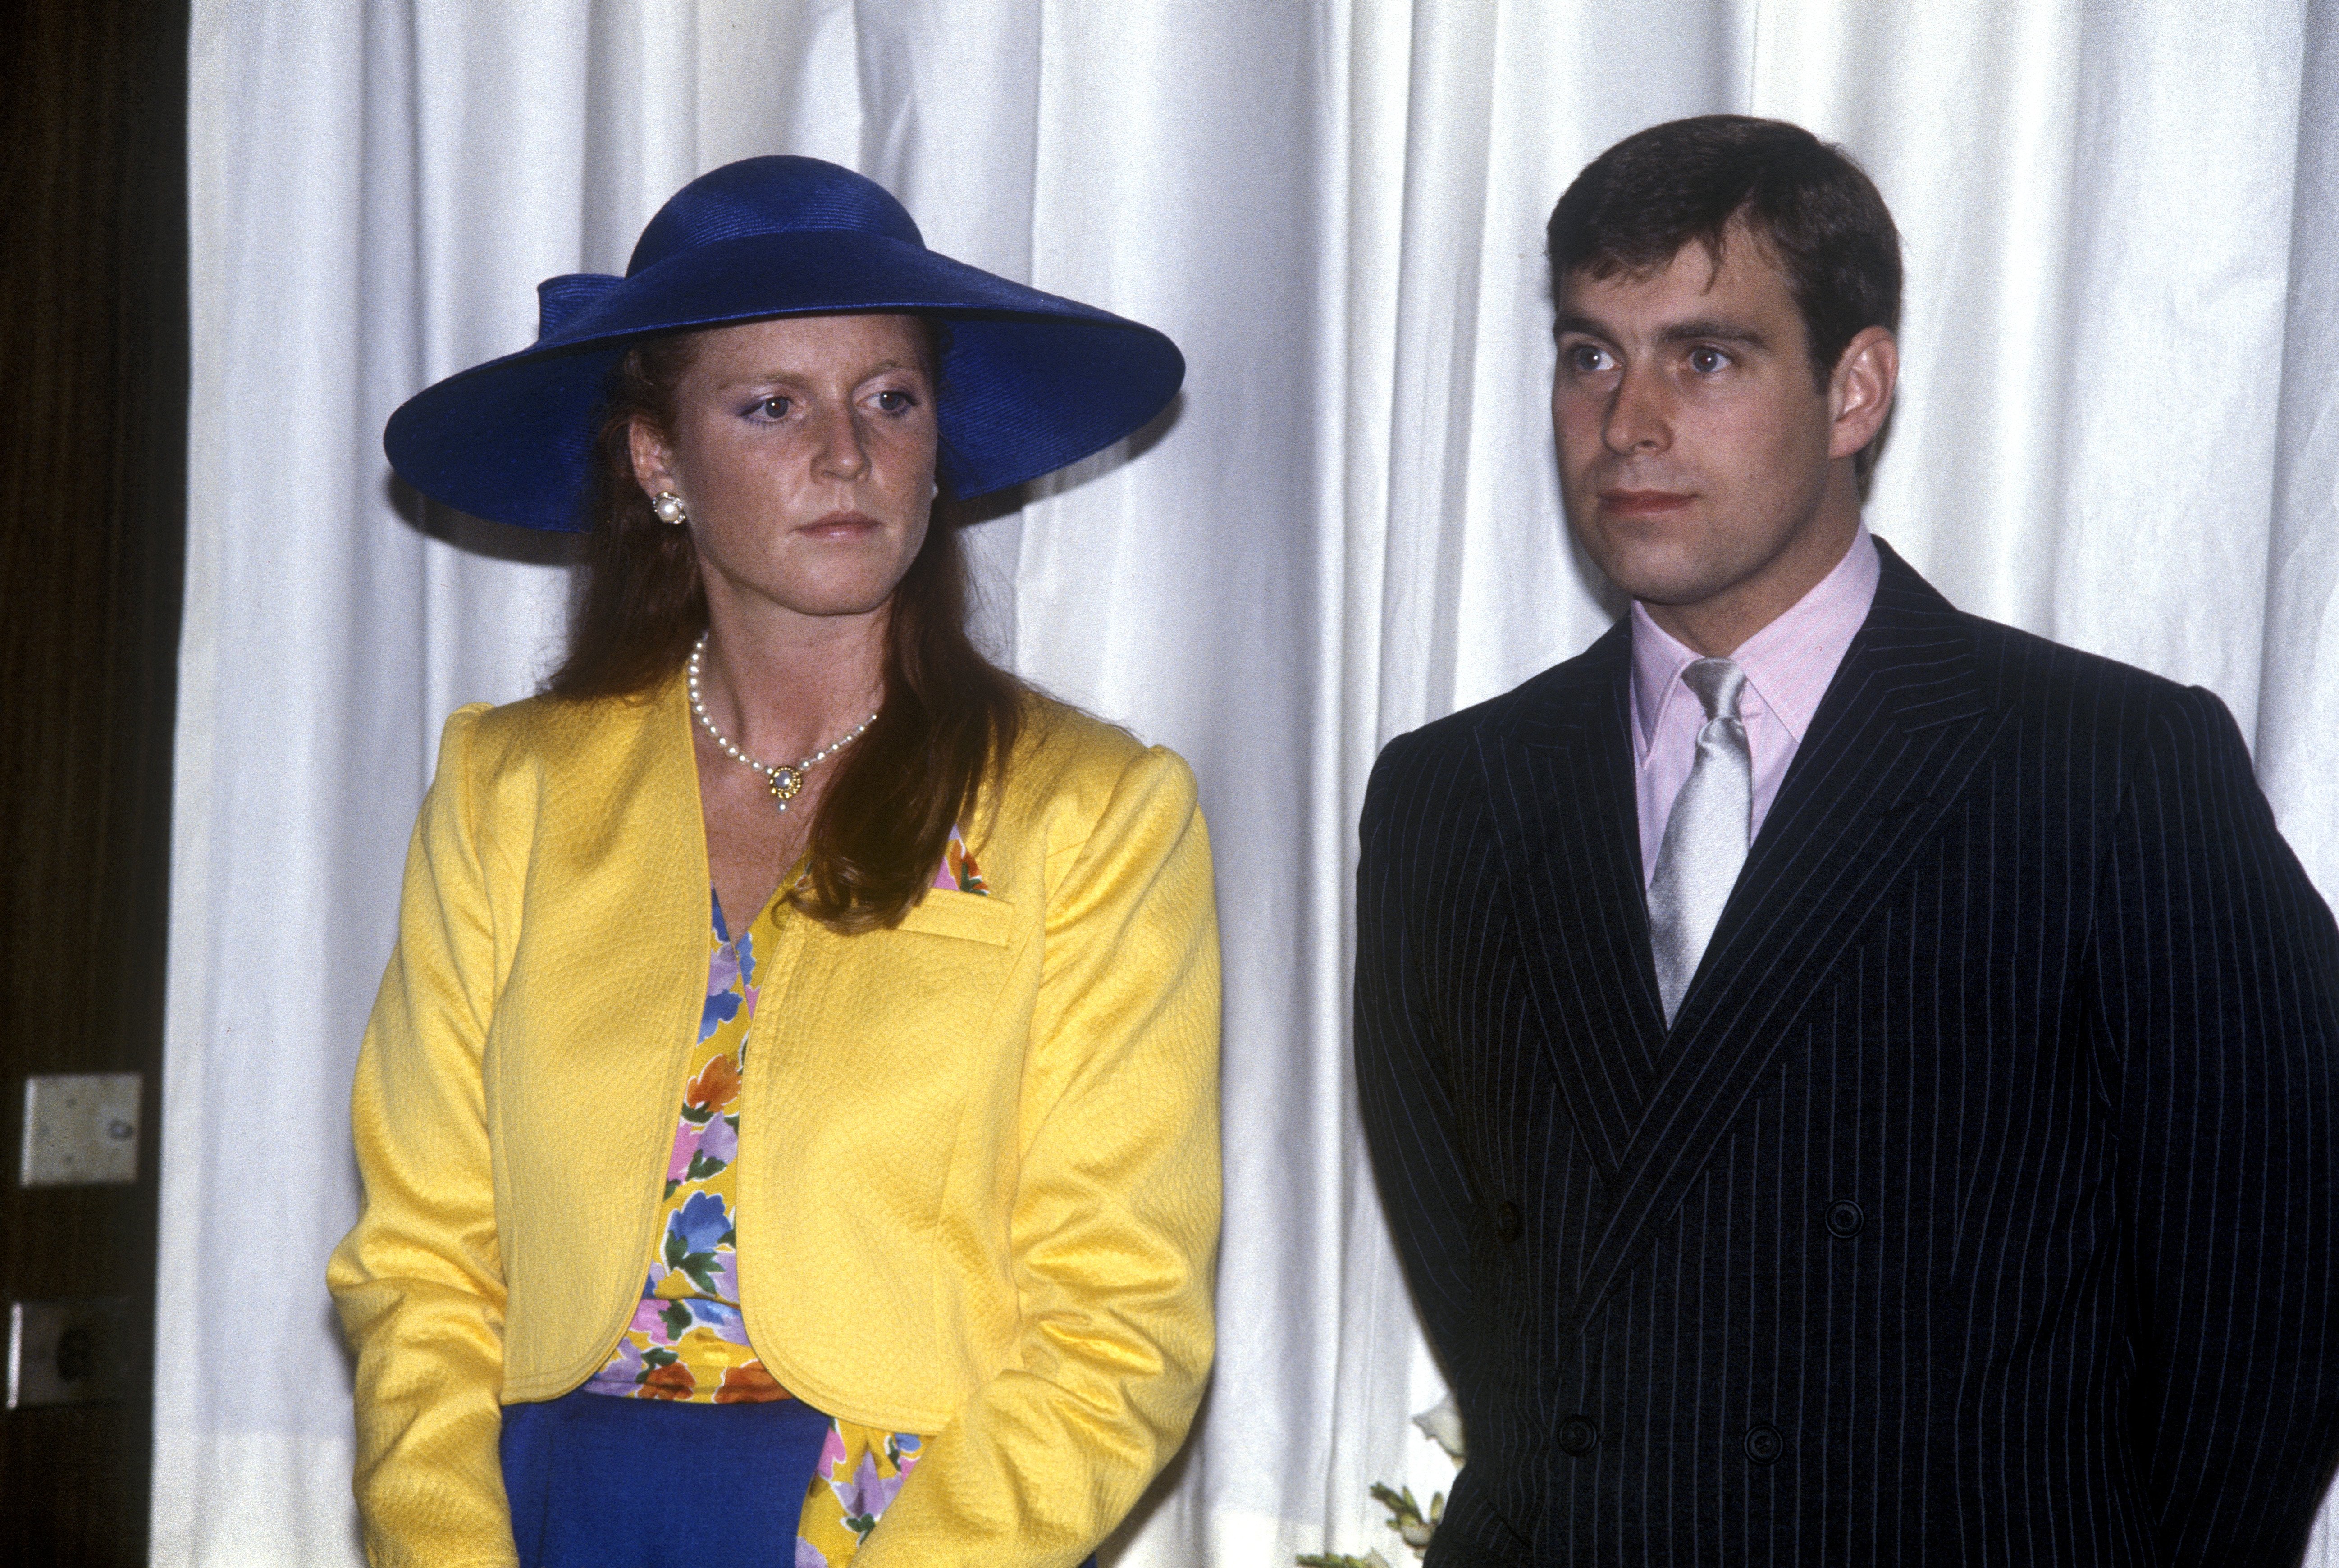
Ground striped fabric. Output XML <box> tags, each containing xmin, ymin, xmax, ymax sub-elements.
<box><xmin>1355</xmin><ymin>542</ymin><xmax>2339</xmax><ymax>1566</ymax></box>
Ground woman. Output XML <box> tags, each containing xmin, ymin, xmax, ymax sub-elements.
<box><xmin>329</xmin><ymin>156</ymin><xmax>1220</xmax><ymax>1568</ymax></box>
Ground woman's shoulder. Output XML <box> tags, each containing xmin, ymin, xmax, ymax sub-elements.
<box><xmin>443</xmin><ymin>681</ymin><xmax>677</xmax><ymax>775</ymax></box>
<box><xmin>1010</xmin><ymin>690</ymin><xmax>1192</xmax><ymax>783</ymax></box>
<box><xmin>996</xmin><ymin>692</ymin><xmax>1201</xmax><ymax>848</ymax></box>
<box><xmin>419</xmin><ymin>682</ymin><xmax>684</xmax><ymax>840</ymax></box>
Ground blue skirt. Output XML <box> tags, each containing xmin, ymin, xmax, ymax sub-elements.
<box><xmin>499</xmin><ymin>1388</ymin><xmax>1101</xmax><ymax>1567</ymax></box>
<box><xmin>500</xmin><ymin>1389</ymin><xmax>830</xmax><ymax>1565</ymax></box>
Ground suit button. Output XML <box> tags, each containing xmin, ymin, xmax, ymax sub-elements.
<box><xmin>1494</xmin><ymin>1200</ymin><xmax>1523</xmax><ymax>1242</ymax></box>
<box><xmin>1557</xmin><ymin>1416</ymin><xmax>1598</xmax><ymax>1456</ymax></box>
<box><xmin>1825</xmin><ymin>1199</ymin><xmax>1864</xmax><ymax>1239</ymax></box>
<box><xmin>1744</xmin><ymin>1424</ymin><xmax>1783</xmax><ymax>1465</ymax></box>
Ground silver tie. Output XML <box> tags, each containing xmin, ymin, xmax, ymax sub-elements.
<box><xmin>1647</xmin><ymin>657</ymin><xmax>1751</xmax><ymax>1027</ymax></box>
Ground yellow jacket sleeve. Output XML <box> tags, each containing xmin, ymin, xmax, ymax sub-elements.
<box><xmin>856</xmin><ymin>743</ymin><xmax>1223</xmax><ymax>1566</ymax></box>
<box><xmin>326</xmin><ymin>706</ymin><xmax>520</xmax><ymax>1568</ymax></box>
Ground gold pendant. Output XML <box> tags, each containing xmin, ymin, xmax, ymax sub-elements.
<box><xmin>768</xmin><ymin>765</ymin><xmax>804</xmax><ymax>811</ymax></box>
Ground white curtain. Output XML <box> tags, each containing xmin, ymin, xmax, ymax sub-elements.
<box><xmin>159</xmin><ymin>1</ymin><xmax>2339</xmax><ymax>1563</ymax></box>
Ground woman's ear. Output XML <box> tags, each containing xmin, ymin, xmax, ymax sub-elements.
<box><xmin>628</xmin><ymin>416</ymin><xmax>679</xmax><ymax>500</ymax></box>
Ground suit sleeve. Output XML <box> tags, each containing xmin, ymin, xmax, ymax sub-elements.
<box><xmin>325</xmin><ymin>706</ymin><xmax>519</xmax><ymax>1568</ymax></box>
<box><xmin>856</xmin><ymin>745</ymin><xmax>1222</xmax><ymax>1568</ymax></box>
<box><xmin>1354</xmin><ymin>730</ymin><xmax>1485</xmax><ymax>1379</ymax></box>
<box><xmin>2095</xmin><ymin>684</ymin><xmax>2339</xmax><ymax>1565</ymax></box>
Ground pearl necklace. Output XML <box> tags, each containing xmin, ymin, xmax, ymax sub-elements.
<box><xmin>686</xmin><ymin>634</ymin><xmax>878</xmax><ymax>812</ymax></box>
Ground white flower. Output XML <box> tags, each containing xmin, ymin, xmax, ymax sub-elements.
<box><xmin>1365</xmin><ymin>1554</ymin><xmax>1397</xmax><ymax>1568</ymax></box>
<box><xmin>1412</xmin><ymin>1393</ymin><xmax>1466</xmax><ymax>1463</ymax></box>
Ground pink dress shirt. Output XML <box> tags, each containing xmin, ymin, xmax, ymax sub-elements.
<box><xmin>1631</xmin><ymin>528</ymin><xmax>1881</xmax><ymax>887</ymax></box>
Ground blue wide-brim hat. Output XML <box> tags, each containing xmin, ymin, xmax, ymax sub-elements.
<box><xmin>384</xmin><ymin>156</ymin><xmax>1185</xmax><ymax>531</ymax></box>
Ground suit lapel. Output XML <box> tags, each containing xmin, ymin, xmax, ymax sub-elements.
<box><xmin>1481</xmin><ymin>624</ymin><xmax>1669</xmax><ymax>1185</ymax></box>
<box><xmin>1532</xmin><ymin>545</ymin><xmax>2015</xmax><ymax>1337</ymax></box>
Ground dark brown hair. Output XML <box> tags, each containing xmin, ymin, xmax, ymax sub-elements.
<box><xmin>1546</xmin><ymin>115</ymin><xmax>1902</xmax><ymax>392</ymax></box>
<box><xmin>547</xmin><ymin>320</ymin><xmax>1025</xmax><ymax>934</ymax></box>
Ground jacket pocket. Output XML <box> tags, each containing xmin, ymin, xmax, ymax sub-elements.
<box><xmin>894</xmin><ymin>889</ymin><xmax>1017</xmax><ymax>948</ymax></box>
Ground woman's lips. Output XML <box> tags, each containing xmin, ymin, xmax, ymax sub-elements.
<box><xmin>798</xmin><ymin>510</ymin><xmax>881</xmax><ymax>537</ymax></box>
<box><xmin>1600</xmin><ymin>489</ymin><xmax>1695</xmax><ymax>517</ymax></box>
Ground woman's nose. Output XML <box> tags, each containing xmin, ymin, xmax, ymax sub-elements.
<box><xmin>814</xmin><ymin>404</ymin><xmax>870</xmax><ymax>480</ymax></box>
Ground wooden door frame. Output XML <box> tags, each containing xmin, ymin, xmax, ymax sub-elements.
<box><xmin>0</xmin><ymin>0</ymin><xmax>189</xmax><ymax>1559</ymax></box>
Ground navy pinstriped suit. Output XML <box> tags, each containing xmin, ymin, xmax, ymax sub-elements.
<box><xmin>1356</xmin><ymin>542</ymin><xmax>2339</xmax><ymax>1565</ymax></box>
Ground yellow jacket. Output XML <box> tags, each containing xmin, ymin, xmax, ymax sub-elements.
<box><xmin>326</xmin><ymin>679</ymin><xmax>1221</xmax><ymax>1568</ymax></box>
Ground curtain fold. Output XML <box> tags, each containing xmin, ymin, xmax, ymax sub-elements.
<box><xmin>162</xmin><ymin>3</ymin><xmax>2339</xmax><ymax>1563</ymax></box>
<box><xmin>2259</xmin><ymin>0</ymin><xmax>2339</xmax><ymax>902</ymax></box>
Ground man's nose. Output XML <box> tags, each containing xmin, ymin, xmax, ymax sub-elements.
<box><xmin>1602</xmin><ymin>365</ymin><xmax>1671</xmax><ymax>456</ymax></box>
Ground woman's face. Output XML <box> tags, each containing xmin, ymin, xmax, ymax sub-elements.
<box><xmin>633</xmin><ymin>313</ymin><xmax>939</xmax><ymax>627</ymax></box>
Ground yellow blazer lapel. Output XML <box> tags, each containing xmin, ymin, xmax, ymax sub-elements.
<box><xmin>489</xmin><ymin>675</ymin><xmax>712</xmax><ymax>1396</ymax></box>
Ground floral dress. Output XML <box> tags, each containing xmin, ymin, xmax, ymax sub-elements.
<box><xmin>583</xmin><ymin>829</ymin><xmax>988</xmax><ymax>1563</ymax></box>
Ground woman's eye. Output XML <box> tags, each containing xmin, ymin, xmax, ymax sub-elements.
<box><xmin>755</xmin><ymin>396</ymin><xmax>791</xmax><ymax>419</ymax></box>
<box><xmin>1688</xmin><ymin>346</ymin><xmax>1729</xmax><ymax>374</ymax></box>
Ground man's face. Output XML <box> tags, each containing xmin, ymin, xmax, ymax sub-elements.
<box><xmin>1552</xmin><ymin>223</ymin><xmax>1882</xmax><ymax>646</ymax></box>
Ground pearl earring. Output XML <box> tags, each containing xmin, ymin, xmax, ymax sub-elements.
<box><xmin>651</xmin><ymin>491</ymin><xmax>688</xmax><ymax>525</ymax></box>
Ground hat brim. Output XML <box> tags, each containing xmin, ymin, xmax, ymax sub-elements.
<box><xmin>383</xmin><ymin>231</ymin><xmax>1185</xmax><ymax>530</ymax></box>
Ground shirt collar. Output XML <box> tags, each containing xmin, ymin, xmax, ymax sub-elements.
<box><xmin>1630</xmin><ymin>525</ymin><xmax>1881</xmax><ymax>752</ymax></box>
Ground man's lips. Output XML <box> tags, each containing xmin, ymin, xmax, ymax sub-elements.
<box><xmin>1599</xmin><ymin>489</ymin><xmax>1695</xmax><ymax>517</ymax></box>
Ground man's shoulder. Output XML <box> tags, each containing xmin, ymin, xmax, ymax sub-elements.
<box><xmin>1872</xmin><ymin>543</ymin><xmax>2228</xmax><ymax>758</ymax></box>
<box><xmin>1365</xmin><ymin>625</ymin><xmax>1628</xmax><ymax>830</ymax></box>
<box><xmin>1954</xmin><ymin>606</ymin><xmax>2230</xmax><ymax>755</ymax></box>
<box><xmin>1377</xmin><ymin>624</ymin><xmax>1627</xmax><ymax>770</ymax></box>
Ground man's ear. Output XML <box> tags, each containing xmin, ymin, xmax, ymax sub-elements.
<box><xmin>1827</xmin><ymin>326</ymin><xmax>1898</xmax><ymax>462</ymax></box>
<box><xmin>628</xmin><ymin>416</ymin><xmax>679</xmax><ymax>500</ymax></box>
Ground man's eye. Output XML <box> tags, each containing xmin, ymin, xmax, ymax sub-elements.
<box><xmin>1688</xmin><ymin>347</ymin><xmax>1729</xmax><ymax>374</ymax></box>
<box><xmin>1567</xmin><ymin>344</ymin><xmax>1612</xmax><ymax>374</ymax></box>
<box><xmin>875</xmin><ymin>389</ymin><xmax>915</xmax><ymax>413</ymax></box>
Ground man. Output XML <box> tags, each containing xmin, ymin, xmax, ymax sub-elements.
<box><xmin>1356</xmin><ymin>115</ymin><xmax>2339</xmax><ymax>1566</ymax></box>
